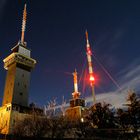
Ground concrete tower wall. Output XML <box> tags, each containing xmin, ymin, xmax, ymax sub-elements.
<box><xmin>2</xmin><ymin>63</ymin><xmax>31</xmax><ymax>106</ymax></box>
<box><xmin>12</xmin><ymin>67</ymin><xmax>30</xmax><ymax>106</ymax></box>
<box><xmin>2</xmin><ymin>64</ymin><xmax>16</xmax><ymax>106</ymax></box>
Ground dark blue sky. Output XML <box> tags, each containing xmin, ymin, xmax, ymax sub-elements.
<box><xmin>0</xmin><ymin>0</ymin><xmax>140</xmax><ymax>107</ymax></box>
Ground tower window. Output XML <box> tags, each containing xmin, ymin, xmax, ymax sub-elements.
<box><xmin>13</xmin><ymin>119</ymin><xmax>16</xmax><ymax>126</ymax></box>
<box><xmin>22</xmin><ymin>74</ymin><xmax>24</xmax><ymax>77</ymax></box>
<box><xmin>19</xmin><ymin>92</ymin><xmax>23</xmax><ymax>96</ymax></box>
<box><xmin>18</xmin><ymin>82</ymin><xmax>20</xmax><ymax>86</ymax></box>
<box><xmin>5</xmin><ymin>120</ymin><xmax>7</xmax><ymax>126</ymax></box>
<box><xmin>16</xmin><ymin>106</ymin><xmax>19</xmax><ymax>111</ymax></box>
<box><xmin>24</xmin><ymin>84</ymin><xmax>27</xmax><ymax>88</ymax></box>
<box><xmin>6</xmin><ymin>106</ymin><xmax>11</xmax><ymax>111</ymax></box>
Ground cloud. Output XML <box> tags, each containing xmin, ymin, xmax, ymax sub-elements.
<box><xmin>85</xmin><ymin>58</ymin><xmax>140</xmax><ymax>108</ymax></box>
<box><xmin>116</xmin><ymin>58</ymin><xmax>140</xmax><ymax>77</ymax></box>
<box><xmin>117</xmin><ymin>58</ymin><xmax>140</xmax><ymax>91</ymax></box>
<box><xmin>86</xmin><ymin>90</ymin><xmax>130</xmax><ymax>108</ymax></box>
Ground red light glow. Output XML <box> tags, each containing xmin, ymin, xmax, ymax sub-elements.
<box><xmin>87</xmin><ymin>47</ymin><xmax>92</xmax><ymax>55</ymax></box>
<box><xmin>88</xmin><ymin>50</ymin><xmax>91</xmax><ymax>55</ymax></box>
<box><xmin>90</xmin><ymin>76</ymin><xmax>95</xmax><ymax>81</ymax></box>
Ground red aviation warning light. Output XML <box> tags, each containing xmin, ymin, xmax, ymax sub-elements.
<box><xmin>90</xmin><ymin>75</ymin><xmax>95</xmax><ymax>82</ymax></box>
<box><xmin>90</xmin><ymin>75</ymin><xmax>95</xmax><ymax>87</ymax></box>
<box><xmin>87</xmin><ymin>47</ymin><xmax>92</xmax><ymax>55</ymax></box>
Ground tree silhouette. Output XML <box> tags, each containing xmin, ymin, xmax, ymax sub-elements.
<box><xmin>87</xmin><ymin>102</ymin><xmax>116</xmax><ymax>129</ymax></box>
<box><xmin>13</xmin><ymin>109</ymin><xmax>48</xmax><ymax>137</ymax></box>
<box><xmin>12</xmin><ymin>91</ymin><xmax>140</xmax><ymax>139</ymax></box>
<box><xmin>126</xmin><ymin>91</ymin><xmax>140</xmax><ymax>138</ymax></box>
<box><xmin>46</xmin><ymin>116</ymin><xmax>71</xmax><ymax>138</ymax></box>
<box><xmin>116</xmin><ymin>91</ymin><xmax>140</xmax><ymax>139</ymax></box>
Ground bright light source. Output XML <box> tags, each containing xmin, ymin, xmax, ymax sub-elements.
<box><xmin>90</xmin><ymin>76</ymin><xmax>95</xmax><ymax>81</ymax></box>
<box><xmin>81</xmin><ymin>118</ymin><xmax>84</xmax><ymax>123</ymax></box>
<box><xmin>87</xmin><ymin>48</ymin><xmax>92</xmax><ymax>55</ymax></box>
<box><xmin>88</xmin><ymin>50</ymin><xmax>91</xmax><ymax>54</ymax></box>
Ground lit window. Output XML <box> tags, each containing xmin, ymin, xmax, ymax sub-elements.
<box><xmin>6</xmin><ymin>106</ymin><xmax>11</xmax><ymax>111</ymax></box>
<box><xmin>19</xmin><ymin>92</ymin><xmax>23</xmax><ymax>96</ymax></box>
<box><xmin>5</xmin><ymin>121</ymin><xmax>7</xmax><ymax>126</ymax></box>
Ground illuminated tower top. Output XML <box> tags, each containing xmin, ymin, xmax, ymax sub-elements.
<box><xmin>72</xmin><ymin>69</ymin><xmax>80</xmax><ymax>99</ymax></box>
<box><xmin>21</xmin><ymin>4</ymin><xmax>27</xmax><ymax>45</ymax></box>
<box><xmin>86</xmin><ymin>30</ymin><xmax>89</xmax><ymax>45</ymax></box>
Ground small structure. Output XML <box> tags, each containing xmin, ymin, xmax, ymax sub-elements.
<box><xmin>65</xmin><ymin>69</ymin><xmax>85</xmax><ymax>121</ymax></box>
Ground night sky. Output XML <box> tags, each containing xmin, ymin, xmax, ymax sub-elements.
<box><xmin>0</xmin><ymin>0</ymin><xmax>140</xmax><ymax>107</ymax></box>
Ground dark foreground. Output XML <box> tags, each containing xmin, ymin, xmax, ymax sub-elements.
<box><xmin>0</xmin><ymin>132</ymin><xmax>140</xmax><ymax>140</ymax></box>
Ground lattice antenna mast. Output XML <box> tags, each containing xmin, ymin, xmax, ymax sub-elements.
<box><xmin>21</xmin><ymin>4</ymin><xmax>27</xmax><ymax>44</ymax></box>
<box><xmin>85</xmin><ymin>30</ymin><xmax>96</xmax><ymax>103</ymax></box>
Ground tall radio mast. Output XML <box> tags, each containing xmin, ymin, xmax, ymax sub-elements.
<box><xmin>85</xmin><ymin>30</ymin><xmax>96</xmax><ymax>103</ymax></box>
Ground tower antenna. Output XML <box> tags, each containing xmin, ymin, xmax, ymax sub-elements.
<box><xmin>21</xmin><ymin>4</ymin><xmax>27</xmax><ymax>44</ymax></box>
<box><xmin>72</xmin><ymin>69</ymin><xmax>80</xmax><ymax>99</ymax></box>
<box><xmin>85</xmin><ymin>30</ymin><xmax>96</xmax><ymax>104</ymax></box>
